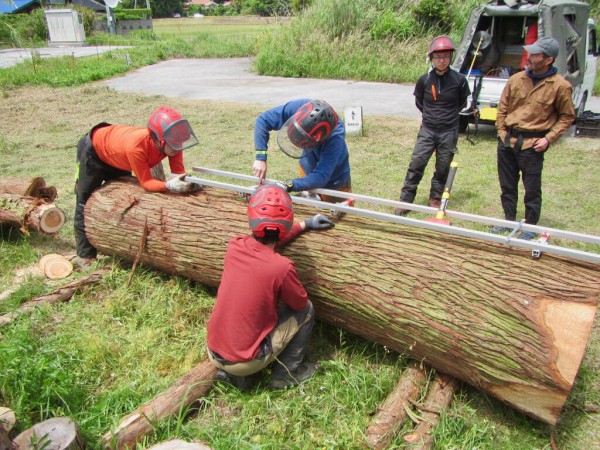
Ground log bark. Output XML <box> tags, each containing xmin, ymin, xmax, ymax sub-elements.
<box><xmin>85</xmin><ymin>179</ymin><xmax>600</xmax><ymax>425</ymax></box>
<box><xmin>13</xmin><ymin>417</ymin><xmax>85</xmax><ymax>450</ymax></box>
<box><xmin>0</xmin><ymin>194</ymin><xmax>65</xmax><ymax>234</ymax></box>
<box><xmin>366</xmin><ymin>361</ymin><xmax>427</xmax><ymax>449</ymax></box>
<box><xmin>0</xmin><ymin>177</ymin><xmax>57</xmax><ymax>202</ymax></box>
<box><xmin>403</xmin><ymin>373</ymin><xmax>460</xmax><ymax>449</ymax></box>
<box><xmin>101</xmin><ymin>359</ymin><xmax>217</xmax><ymax>450</ymax></box>
<box><xmin>0</xmin><ymin>267</ymin><xmax>110</xmax><ymax>327</ymax></box>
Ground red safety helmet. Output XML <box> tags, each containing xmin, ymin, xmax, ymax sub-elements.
<box><xmin>247</xmin><ymin>183</ymin><xmax>294</xmax><ymax>239</ymax></box>
<box><xmin>428</xmin><ymin>35</ymin><xmax>456</xmax><ymax>58</ymax></box>
<box><xmin>148</xmin><ymin>107</ymin><xmax>199</xmax><ymax>152</ymax></box>
<box><xmin>277</xmin><ymin>100</ymin><xmax>338</xmax><ymax>159</ymax></box>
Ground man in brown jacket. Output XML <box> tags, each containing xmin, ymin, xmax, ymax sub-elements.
<box><xmin>492</xmin><ymin>37</ymin><xmax>575</xmax><ymax>240</ymax></box>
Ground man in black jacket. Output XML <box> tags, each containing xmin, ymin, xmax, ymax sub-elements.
<box><xmin>395</xmin><ymin>36</ymin><xmax>470</xmax><ymax>215</ymax></box>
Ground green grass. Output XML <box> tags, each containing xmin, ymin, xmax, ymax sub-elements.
<box><xmin>0</xmin><ymin>85</ymin><xmax>598</xmax><ymax>449</ymax></box>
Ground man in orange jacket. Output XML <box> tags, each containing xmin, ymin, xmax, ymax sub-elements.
<box><xmin>74</xmin><ymin>106</ymin><xmax>199</xmax><ymax>265</ymax></box>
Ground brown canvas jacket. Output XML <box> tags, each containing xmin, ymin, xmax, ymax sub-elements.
<box><xmin>496</xmin><ymin>71</ymin><xmax>575</xmax><ymax>150</ymax></box>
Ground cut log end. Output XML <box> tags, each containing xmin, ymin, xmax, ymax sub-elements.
<box><xmin>39</xmin><ymin>254</ymin><xmax>74</xmax><ymax>279</ymax></box>
<box><xmin>13</xmin><ymin>417</ymin><xmax>85</xmax><ymax>450</ymax></box>
<box><xmin>39</xmin><ymin>205</ymin><xmax>66</xmax><ymax>234</ymax></box>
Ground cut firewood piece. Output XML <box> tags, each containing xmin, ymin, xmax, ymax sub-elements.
<box><xmin>35</xmin><ymin>203</ymin><xmax>65</xmax><ymax>234</ymax></box>
<box><xmin>0</xmin><ymin>407</ymin><xmax>16</xmax><ymax>433</ymax></box>
<box><xmin>147</xmin><ymin>440</ymin><xmax>213</xmax><ymax>450</ymax></box>
<box><xmin>0</xmin><ymin>194</ymin><xmax>65</xmax><ymax>235</ymax></box>
<box><xmin>102</xmin><ymin>360</ymin><xmax>218</xmax><ymax>450</ymax></box>
<box><xmin>0</xmin><ymin>177</ymin><xmax>46</xmax><ymax>198</ymax></box>
<box><xmin>84</xmin><ymin>180</ymin><xmax>600</xmax><ymax>425</ymax></box>
<box><xmin>12</xmin><ymin>416</ymin><xmax>85</xmax><ymax>450</ymax></box>
<box><xmin>39</xmin><ymin>254</ymin><xmax>73</xmax><ymax>280</ymax></box>
<box><xmin>0</xmin><ymin>267</ymin><xmax>110</xmax><ymax>327</ymax></box>
<box><xmin>366</xmin><ymin>361</ymin><xmax>427</xmax><ymax>450</ymax></box>
<box><xmin>403</xmin><ymin>372</ymin><xmax>460</xmax><ymax>449</ymax></box>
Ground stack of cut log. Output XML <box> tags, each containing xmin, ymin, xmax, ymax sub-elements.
<box><xmin>0</xmin><ymin>177</ymin><xmax>65</xmax><ymax>235</ymax></box>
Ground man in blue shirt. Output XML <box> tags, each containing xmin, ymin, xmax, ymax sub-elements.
<box><xmin>253</xmin><ymin>99</ymin><xmax>351</xmax><ymax>202</ymax></box>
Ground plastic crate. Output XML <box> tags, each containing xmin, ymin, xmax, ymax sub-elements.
<box><xmin>575</xmin><ymin>114</ymin><xmax>600</xmax><ymax>138</ymax></box>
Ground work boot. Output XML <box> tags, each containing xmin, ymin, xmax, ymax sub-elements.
<box><xmin>427</xmin><ymin>198</ymin><xmax>441</xmax><ymax>209</ymax></box>
<box><xmin>518</xmin><ymin>231</ymin><xmax>537</xmax><ymax>241</ymax></box>
<box><xmin>489</xmin><ymin>226</ymin><xmax>511</xmax><ymax>234</ymax></box>
<box><xmin>270</xmin><ymin>361</ymin><xmax>317</xmax><ymax>390</ymax></box>
<box><xmin>394</xmin><ymin>208</ymin><xmax>409</xmax><ymax>216</ymax></box>
<box><xmin>215</xmin><ymin>370</ymin><xmax>259</xmax><ymax>392</ymax></box>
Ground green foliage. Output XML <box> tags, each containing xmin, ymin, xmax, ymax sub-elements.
<box><xmin>112</xmin><ymin>8</ymin><xmax>152</xmax><ymax>20</ymax></box>
<box><xmin>369</xmin><ymin>10</ymin><xmax>423</xmax><ymax>41</ymax></box>
<box><xmin>151</xmin><ymin>0</ymin><xmax>184</xmax><ymax>18</ymax></box>
<box><xmin>0</xmin><ymin>9</ymin><xmax>48</xmax><ymax>47</ymax></box>
<box><xmin>71</xmin><ymin>6</ymin><xmax>98</xmax><ymax>38</ymax></box>
<box><xmin>240</xmin><ymin>0</ymin><xmax>291</xmax><ymax>16</ymax></box>
<box><xmin>414</xmin><ymin>0</ymin><xmax>452</xmax><ymax>34</ymax></box>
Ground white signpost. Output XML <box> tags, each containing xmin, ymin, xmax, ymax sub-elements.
<box><xmin>344</xmin><ymin>106</ymin><xmax>363</xmax><ymax>136</ymax></box>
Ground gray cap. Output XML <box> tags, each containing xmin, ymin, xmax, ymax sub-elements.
<box><xmin>523</xmin><ymin>37</ymin><xmax>559</xmax><ymax>58</ymax></box>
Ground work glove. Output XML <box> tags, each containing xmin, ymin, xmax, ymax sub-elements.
<box><xmin>304</xmin><ymin>214</ymin><xmax>335</xmax><ymax>230</ymax></box>
<box><xmin>165</xmin><ymin>174</ymin><xmax>198</xmax><ymax>194</ymax></box>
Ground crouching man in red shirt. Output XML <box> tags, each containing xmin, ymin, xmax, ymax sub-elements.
<box><xmin>207</xmin><ymin>183</ymin><xmax>334</xmax><ymax>390</ymax></box>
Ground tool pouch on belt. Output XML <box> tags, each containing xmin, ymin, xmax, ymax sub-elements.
<box><xmin>76</xmin><ymin>122</ymin><xmax>111</xmax><ymax>162</ymax></box>
<box><xmin>504</xmin><ymin>128</ymin><xmax>548</xmax><ymax>152</ymax></box>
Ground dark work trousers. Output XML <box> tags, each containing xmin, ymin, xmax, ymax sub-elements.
<box><xmin>400</xmin><ymin>125</ymin><xmax>458</xmax><ymax>203</ymax></box>
<box><xmin>74</xmin><ymin>130</ymin><xmax>130</xmax><ymax>258</ymax></box>
<box><xmin>496</xmin><ymin>139</ymin><xmax>544</xmax><ymax>225</ymax></box>
<box><xmin>270</xmin><ymin>302</ymin><xmax>315</xmax><ymax>379</ymax></box>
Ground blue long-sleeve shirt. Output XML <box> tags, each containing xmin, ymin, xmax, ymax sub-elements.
<box><xmin>254</xmin><ymin>99</ymin><xmax>351</xmax><ymax>192</ymax></box>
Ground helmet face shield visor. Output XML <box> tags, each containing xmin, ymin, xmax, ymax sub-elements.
<box><xmin>276</xmin><ymin>117</ymin><xmax>317</xmax><ymax>159</ymax></box>
<box><xmin>163</xmin><ymin>119</ymin><xmax>199</xmax><ymax>151</ymax></box>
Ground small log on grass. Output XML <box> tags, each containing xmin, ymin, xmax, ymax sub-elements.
<box><xmin>403</xmin><ymin>372</ymin><xmax>461</xmax><ymax>449</ymax></box>
<box><xmin>366</xmin><ymin>361</ymin><xmax>427</xmax><ymax>450</ymax></box>
<box><xmin>85</xmin><ymin>180</ymin><xmax>600</xmax><ymax>425</ymax></box>
<box><xmin>101</xmin><ymin>360</ymin><xmax>217</xmax><ymax>450</ymax></box>
<box><xmin>13</xmin><ymin>417</ymin><xmax>85</xmax><ymax>450</ymax></box>
<box><xmin>0</xmin><ymin>267</ymin><xmax>110</xmax><ymax>327</ymax></box>
<box><xmin>0</xmin><ymin>193</ymin><xmax>65</xmax><ymax>234</ymax></box>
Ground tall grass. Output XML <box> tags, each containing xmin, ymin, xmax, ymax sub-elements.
<box><xmin>254</xmin><ymin>0</ymin><xmax>480</xmax><ymax>83</ymax></box>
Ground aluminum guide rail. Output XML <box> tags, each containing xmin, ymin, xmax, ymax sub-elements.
<box><xmin>187</xmin><ymin>167</ymin><xmax>600</xmax><ymax>265</ymax></box>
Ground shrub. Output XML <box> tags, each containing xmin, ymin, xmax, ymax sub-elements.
<box><xmin>369</xmin><ymin>10</ymin><xmax>422</xmax><ymax>41</ymax></box>
<box><xmin>113</xmin><ymin>8</ymin><xmax>152</xmax><ymax>20</ymax></box>
<box><xmin>414</xmin><ymin>0</ymin><xmax>452</xmax><ymax>34</ymax></box>
<box><xmin>0</xmin><ymin>9</ymin><xmax>48</xmax><ymax>47</ymax></box>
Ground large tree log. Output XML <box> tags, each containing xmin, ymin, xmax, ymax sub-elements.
<box><xmin>366</xmin><ymin>361</ymin><xmax>427</xmax><ymax>449</ymax></box>
<box><xmin>85</xmin><ymin>179</ymin><xmax>600</xmax><ymax>425</ymax></box>
<box><xmin>0</xmin><ymin>194</ymin><xmax>65</xmax><ymax>234</ymax></box>
<box><xmin>101</xmin><ymin>360</ymin><xmax>217</xmax><ymax>450</ymax></box>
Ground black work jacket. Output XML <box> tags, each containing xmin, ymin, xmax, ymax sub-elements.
<box><xmin>414</xmin><ymin>68</ymin><xmax>470</xmax><ymax>132</ymax></box>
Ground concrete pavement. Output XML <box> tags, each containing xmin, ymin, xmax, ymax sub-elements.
<box><xmin>0</xmin><ymin>46</ymin><xmax>131</xmax><ymax>69</ymax></box>
<box><xmin>103</xmin><ymin>57</ymin><xmax>422</xmax><ymax>118</ymax></box>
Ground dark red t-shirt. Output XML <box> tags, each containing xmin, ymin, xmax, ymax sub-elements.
<box><xmin>207</xmin><ymin>224</ymin><xmax>307</xmax><ymax>362</ymax></box>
